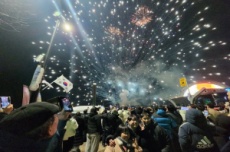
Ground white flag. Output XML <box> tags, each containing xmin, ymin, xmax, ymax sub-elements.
<box><xmin>53</xmin><ymin>75</ymin><xmax>73</xmax><ymax>92</ymax></box>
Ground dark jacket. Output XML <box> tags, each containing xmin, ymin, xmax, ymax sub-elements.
<box><xmin>166</xmin><ymin>110</ymin><xmax>183</xmax><ymax>127</ymax></box>
<box><xmin>73</xmin><ymin>114</ymin><xmax>85</xmax><ymax>146</ymax></box>
<box><xmin>152</xmin><ymin>109</ymin><xmax>178</xmax><ymax>139</ymax></box>
<box><xmin>0</xmin><ymin>130</ymin><xmax>50</xmax><ymax>152</ymax></box>
<box><xmin>136</xmin><ymin>120</ymin><xmax>171</xmax><ymax>152</ymax></box>
<box><xmin>0</xmin><ymin>119</ymin><xmax>68</xmax><ymax>152</ymax></box>
<box><xmin>214</xmin><ymin>114</ymin><xmax>230</xmax><ymax>152</ymax></box>
<box><xmin>86</xmin><ymin>112</ymin><xmax>102</xmax><ymax>134</ymax></box>
<box><xmin>107</xmin><ymin>113</ymin><xmax>123</xmax><ymax>135</ymax></box>
<box><xmin>178</xmin><ymin>109</ymin><xmax>220</xmax><ymax>152</ymax></box>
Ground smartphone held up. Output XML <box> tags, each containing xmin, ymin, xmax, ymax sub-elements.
<box><xmin>45</xmin><ymin>96</ymin><xmax>73</xmax><ymax>112</ymax></box>
<box><xmin>0</xmin><ymin>96</ymin><xmax>11</xmax><ymax>109</ymax></box>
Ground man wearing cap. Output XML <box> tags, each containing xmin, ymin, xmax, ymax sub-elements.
<box><xmin>0</xmin><ymin>102</ymin><xmax>61</xmax><ymax>152</ymax></box>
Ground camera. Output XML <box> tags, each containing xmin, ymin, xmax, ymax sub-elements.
<box><xmin>0</xmin><ymin>96</ymin><xmax>11</xmax><ymax>108</ymax></box>
<box><xmin>45</xmin><ymin>96</ymin><xmax>73</xmax><ymax>112</ymax></box>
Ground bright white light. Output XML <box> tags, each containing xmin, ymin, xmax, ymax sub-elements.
<box><xmin>63</xmin><ymin>23</ymin><xmax>72</xmax><ymax>32</ymax></box>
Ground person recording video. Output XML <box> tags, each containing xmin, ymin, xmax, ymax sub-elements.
<box><xmin>0</xmin><ymin>99</ymin><xmax>72</xmax><ymax>152</ymax></box>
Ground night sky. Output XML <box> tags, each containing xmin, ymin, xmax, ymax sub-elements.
<box><xmin>1</xmin><ymin>0</ymin><xmax>230</xmax><ymax>108</ymax></box>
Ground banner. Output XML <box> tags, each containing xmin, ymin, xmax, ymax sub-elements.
<box><xmin>54</xmin><ymin>75</ymin><xmax>73</xmax><ymax>92</ymax></box>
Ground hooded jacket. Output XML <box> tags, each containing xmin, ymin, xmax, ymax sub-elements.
<box><xmin>152</xmin><ymin>109</ymin><xmax>177</xmax><ymax>139</ymax></box>
<box><xmin>178</xmin><ymin>109</ymin><xmax>219</xmax><ymax>152</ymax></box>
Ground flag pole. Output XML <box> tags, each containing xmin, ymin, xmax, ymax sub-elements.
<box><xmin>29</xmin><ymin>20</ymin><xmax>60</xmax><ymax>103</ymax></box>
<box><xmin>43</xmin><ymin>20</ymin><xmax>60</xmax><ymax>71</ymax></box>
<box><xmin>42</xmin><ymin>81</ymin><xmax>55</xmax><ymax>91</ymax></box>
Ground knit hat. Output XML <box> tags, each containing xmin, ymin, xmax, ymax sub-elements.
<box><xmin>0</xmin><ymin>102</ymin><xmax>60</xmax><ymax>135</ymax></box>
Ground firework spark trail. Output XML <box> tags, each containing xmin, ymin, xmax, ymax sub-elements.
<box><xmin>30</xmin><ymin>0</ymin><xmax>228</xmax><ymax>105</ymax></box>
<box><xmin>0</xmin><ymin>0</ymin><xmax>41</xmax><ymax>32</ymax></box>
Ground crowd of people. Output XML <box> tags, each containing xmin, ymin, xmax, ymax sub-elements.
<box><xmin>0</xmin><ymin>94</ymin><xmax>230</xmax><ymax>152</ymax></box>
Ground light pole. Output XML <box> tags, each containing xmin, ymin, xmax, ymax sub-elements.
<box><xmin>43</xmin><ymin>20</ymin><xmax>60</xmax><ymax>70</ymax></box>
<box><xmin>92</xmin><ymin>83</ymin><xmax>97</xmax><ymax>107</ymax></box>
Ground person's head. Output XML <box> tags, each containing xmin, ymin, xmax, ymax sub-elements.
<box><xmin>152</xmin><ymin>104</ymin><xmax>158</xmax><ymax>111</ymax></box>
<box><xmin>27</xmin><ymin>114</ymin><xmax>59</xmax><ymax>139</ymax></box>
<box><xmin>0</xmin><ymin>102</ymin><xmax>60</xmax><ymax>140</ymax></box>
<box><xmin>98</xmin><ymin>106</ymin><xmax>105</xmax><ymax>114</ymax></box>
<box><xmin>158</xmin><ymin>105</ymin><xmax>166</xmax><ymax>111</ymax></box>
<box><xmin>217</xmin><ymin>102</ymin><xmax>225</xmax><ymax>111</ymax></box>
<box><xmin>75</xmin><ymin>111</ymin><xmax>81</xmax><ymax>117</ymax></box>
<box><xmin>207</xmin><ymin>102</ymin><xmax>215</xmax><ymax>109</ymax></box>
<box><xmin>140</xmin><ymin>111</ymin><xmax>152</xmax><ymax>126</ymax></box>
<box><xmin>127</xmin><ymin>114</ymin><xmax>139</xmax><ymax>129</ymax></box>
<box><xmin>185</xmin><ymin>108</ymin><xmax>207</xmax><ymax>127</ymax></box>
<box><xmin>105</xmin><ymin>135</ymin><xmax>115</xmax><ymax>146</ymax></box>
<box><xmin>227</xmin><ymin>91</ymin><xmax>230</xmax><ymax>101</ymax></box>
<box><xmin>166</xmin><ymin>104</ymin><xmax>176</xmax><ymax>112</ymax></box>
<box><xmin>83</xmin><ymin>109</ymin><xmax>88</xmax><ymax>114</ymax></box>
<box><xmin>123</xmin><ymin>106</ymin><xmax>128</xmax><ymax>110</ymax></box>
<box><xmin>145</xmin><ymin>106</ymin><xmax>154</xmax><ymax>115</ymax></box>
<box><xmin>115</xmin><ymin>124</ymin><xmax>131</xmax><ymax>141</ymax></box>
<box><xmin>189</xmin><ymin>104</ymin><xmax>197</xmax><ymax>109</ymax></box>
<box><xmin>89</xmin><ymin>107</ymin><xmax>98</xmax><ymax>115</ymax></box>
<box><xmin>135</xmin><ymin>106</ymin><xmax>143</xmax><ymax>115</ymax></box>
<box><xmin>111</xmin><ymin>109</ymin><xmax>119</xmax><ymax>116</ymax></box>
<box><xmin>196</xmin><ymin>103</ymin><xmax>206</xmax><ymax>111</ymax></box>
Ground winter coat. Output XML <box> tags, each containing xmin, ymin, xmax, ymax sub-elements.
<box><xmin>86</xmin><ymin>112</ymin><xmax>103</xmax><ymax>134</ymax></box>
<box><xmin>152</xmin><ymin>109</ymin><xmax>178</xmax><ymax>139</ymax></box>
<box><xmin>214</xmin><ymin>114</ymin><xmax>230</xmax><ymax>152</ymax></box>
<box><xmin>178</xmin><ymin>108</ymin><xmax>220</xmax><ymax>152</ymax></box>
<box><xmin>166</xmin><ymin>110</ymin><xmax>183</xmax><ymax>127</ymax></box>
<box><xmin>136</xmin><ymin>120</ymin><xmax>171</xmax><ymax>152</ymax></box>
<box><xmin>0</xmin><ymin>130</ymin><xmax>51</xmax><ymax>152</ymax></box>
<box><xmin>63</xmin><ymin>117</ymin><xmax>78</xmax><ymax>140</ymax></box>
<box><xmin>107</xmin><ymin>113</ymin><xmax>123</xmax><ymax>135</ymax></box>
<box><xmin>74</xmin><ymin>115</ymin><xmax>86</xmax><ymax>146</ymax></box>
